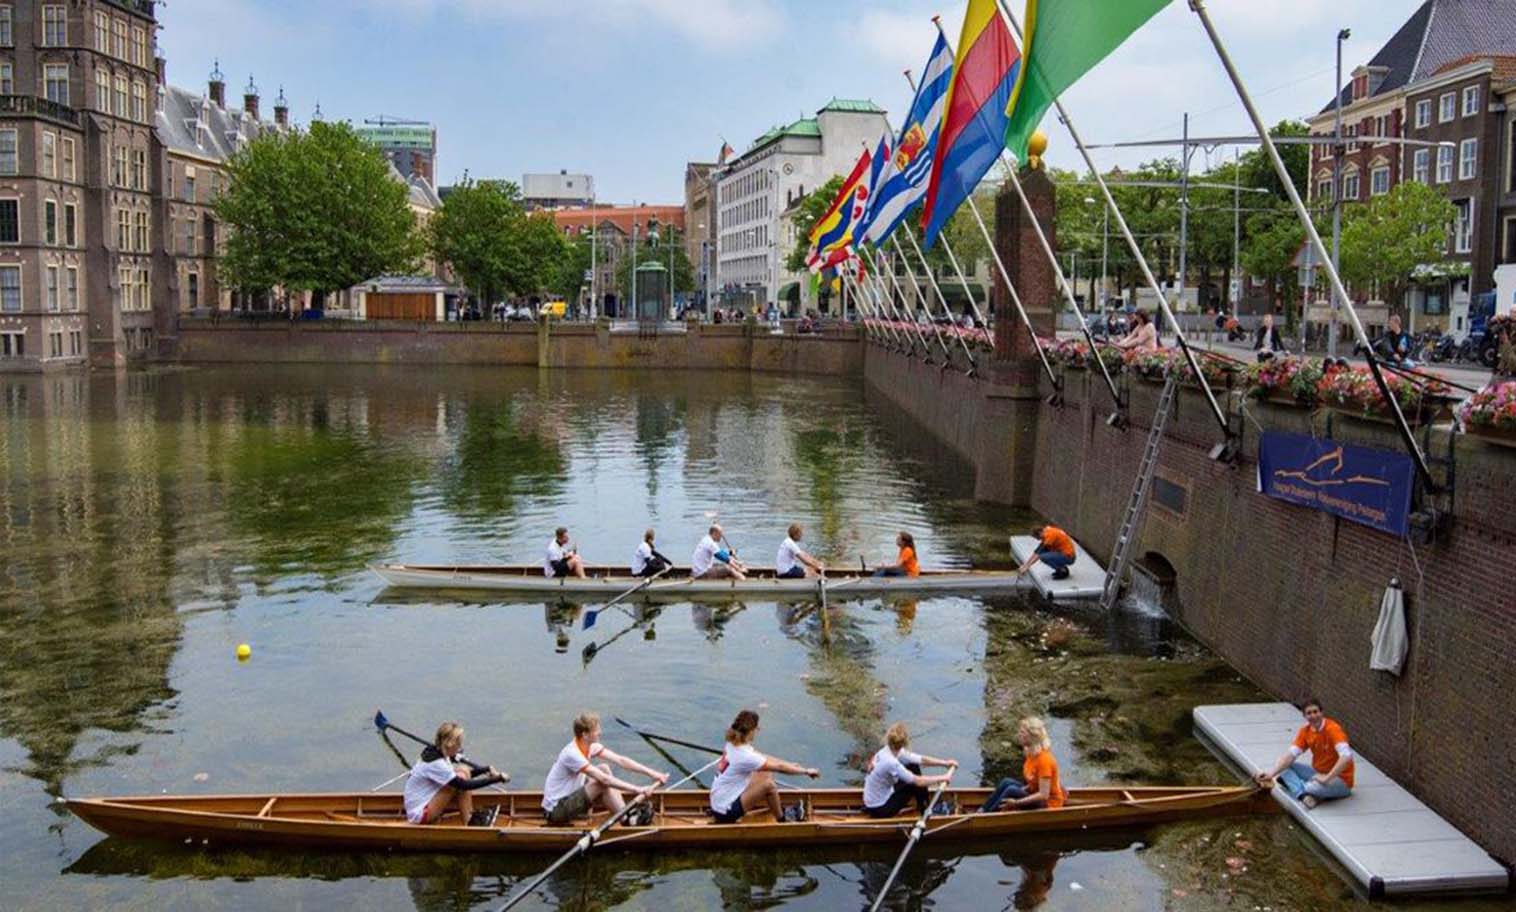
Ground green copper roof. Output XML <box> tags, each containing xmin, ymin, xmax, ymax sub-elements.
<box><xmin>746</xmin><ymin>117</ymin><xmax>820</xmax><ymax>153</ymax></box>
<box><xmin>817</xmin><ymin>98</ymin><xmax>884</xmax><ymax>114</ymax></box>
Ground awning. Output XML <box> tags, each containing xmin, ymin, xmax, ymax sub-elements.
<box><xmin>936</xmin><ymin>281</ymin><xmax>987</xmax><ymax>307</ymax></box>
<box><xmin>776</xmin><ymin>281</ymin><xmax>800</xmax><ymax>303</ymax></box>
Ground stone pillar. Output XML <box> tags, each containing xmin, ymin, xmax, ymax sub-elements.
<box><xmin>993</xmin><ymin>165</ymin><xmax>1058</xmax><ymax>366</ymax></box>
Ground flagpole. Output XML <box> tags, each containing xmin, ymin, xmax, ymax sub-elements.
<box><xmin>889</xmin><ymin>234</ymin><xmax>958</xmax><ymax>364</ymax></box>
<box><xmin>866</xmin><ymin>244</ymin><xmax>932</xmax><ymax>358</ymax></box>
<box><xmin>992</xmin><ymin>0</ymin><xmax>1230</xmax><ymax>442</ymax></box>
<box><xmin>861</xmin><ymin>257</ymin><xmax>913</xmax><ymax>351</ymax></box>
<box><xmin>871</xmin><ymin>244</ymin><xmax>940</xmax><ymax>360</ymax></box>
<box><xmin>1187</xmin><ymin>0</ymin><xmax>1433</xmax><ymax>484</ymax></box>
<box><xmin>844</xmin><ymin>261</ymin><xmax>895</xmax><ymax>347</ymax></box>
<box><xmin>903</xmin><ymin>226</ymin><xmax>978</xmax><ymax>372</ymax></box>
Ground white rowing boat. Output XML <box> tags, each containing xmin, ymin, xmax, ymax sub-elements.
<box><xmin>369</xmin><ymin>563</ymin><xmax>1031</xmax><ymax>597</ymax></box>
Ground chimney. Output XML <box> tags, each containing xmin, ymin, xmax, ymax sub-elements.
<box><xmin>274</xmin><ymin>86</ymin><xmax>289</xmax><ymax>127</ymax></box>
<box><xmin>154</xmin><ymin>55</ymin><xmax>166</xmax><ymax>87</ymax></box>
<box><xmin>243</xmin><ymin>75</ymin><xmax>259</xmax><ymax>121</ymax></box>
<box><xmin>208</xmin><ymin>60</ymin><xmax>225</xmax><ymax>107</ymax></box>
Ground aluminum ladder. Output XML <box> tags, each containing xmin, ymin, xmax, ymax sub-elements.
<box><xmin>1100</xmin><ymin>371</ymin><xmax>1179</xmax><ymax>610</ymax></box>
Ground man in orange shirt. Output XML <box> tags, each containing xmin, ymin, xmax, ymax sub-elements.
<box><xmin>1015</xmin><ymin>524</ymin><xmax>1077</xmax><ymax>580</ymax></box>
<box><xmin>1255</xmin><ymin>698</ymin><xmax>1354</xmax><ymax>808</ymax></box>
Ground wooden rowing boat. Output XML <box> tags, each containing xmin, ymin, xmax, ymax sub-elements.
<box><xmin>65</xmin><ymin>785</ymin><xmax>1273</xmax><ymax>853</ymax></box>
<box><xmin>368</xmin><ymin>564</ymin><xmax>1030</xmax><ymax>597</ymax></box>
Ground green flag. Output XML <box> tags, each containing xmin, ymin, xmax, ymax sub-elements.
<box><xmin>1003</xmin><ymin>0</ymin><xmax>1172</xmax><ymax>162</ymax></box>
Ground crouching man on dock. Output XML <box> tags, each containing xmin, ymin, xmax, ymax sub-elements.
<box><xmin>1254</xmin><ymin>698</ymin><xmax>1354</xmax><ymax>809</ymax></box>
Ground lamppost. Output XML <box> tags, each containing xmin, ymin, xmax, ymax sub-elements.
<box><xmin>1328</xmin><ymin>26</ymin><xmax>1351</xmax><ymax>358</ymax></box>
<box><xmin>1084</xmin><ymin>195</ymin><xmax>1103</xmax><ymax>310</ymax></box>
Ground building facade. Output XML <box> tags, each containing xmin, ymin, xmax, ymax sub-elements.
<box><xmin>354</xmin><ymin>122</ymin><xmax>436</xmax><ymax>185</ymax></box>
<box><xmin>714</xmin><ymin>99</ymin><xmax>889</xmax><ymax>310</ymax></box>
<box><xmin>522</xmin><ymin>171</ymin><xmax>593</xmax><ymax>210</ymax></box>
<box><xmin>683</xmin><ymin>161</ymin><xmax>714</xmax><ymax>312</ymax></box>
<box><xmin>553</xmin><ymin>204</ymin><xmax>683</xmax><ymax>316</ymax></box>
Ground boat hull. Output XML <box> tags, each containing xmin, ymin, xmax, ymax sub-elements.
<box><xmin>66</xmin><ymin>786</ymin><xmax>1273</xmax><ymax>853</ymax></box>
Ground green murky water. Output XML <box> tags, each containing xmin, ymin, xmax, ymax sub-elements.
<box><xmin>0</xmin><ymin>365</ymin><xmax>1502</xmax><ymax>910</ymax></box>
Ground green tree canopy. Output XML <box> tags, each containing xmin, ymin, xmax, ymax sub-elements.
<box><xmin>215</xmin><ymin>121</ymin><xmax>423</xmax><ymax>296</ymax></box>
<box><xmin>429</xmin><ymin>179</ymin><xmax>572</xmax><ymax>303</ymax></box>
<box><xmin>1338</xmin><ymin>179</ymin><xmax>1456</xmax><ymax>310</ymax></box>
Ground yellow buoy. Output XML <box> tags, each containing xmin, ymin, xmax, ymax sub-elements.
<box><xmin>236</xmin><ymin>643</ymin><xmax>251</xmax><ymax>661</ymax></box>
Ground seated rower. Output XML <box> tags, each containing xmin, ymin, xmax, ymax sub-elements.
<box><xmin>872</xmin><ymin>532</ymin><xmax>920</xmax><ymax>578</ymax></box>
<box><xmin>1016</xmin><ymin>524</ymin><xmax>1076</xmax><ymax>581</ymax></box>
<box><xmin>542</xmin><ymin>712</ymin><xmax>668</xmax><ymax>826</ymax></box>
<box><xmin>775</xmin><ymin>523</ymin><xmax>825</xmax><ymax>579</ymax></box>
<box><xmin>402</xmin><ymin>722</ymin><xmax>508</xmax><ymax>827</ymax></box>
<box><xmin>1254</xmin><ymin>697</ymin><xmax>1354</xmax><ymax>809</ymax></box>
<box><xmin>692</xmin><ymin>524</ymin><xmax>747</xmax><ymax>581</ymax></box>
<box><xmin>862</xmin><ymin>722</ymin><xmax>957</xmax><ymax>819</ymax></box>
<box><xmin>545</xmin><ymin>526</ymin><xmax>587</xmax><ymax>579</ymax></box>
<box><xmin>708</xmin><ymin>710</ymin><xmax>819</xmax><ymax>823</ymax></box>
<box><xmin>980</xmin><ymin>716</ymin><xmax>1066</xmax><ymax>812</ymax></box>
<box><xmin>631</xmin><ymin>528</ymin><xmax>672</xmax><ymax>578</ymax></box>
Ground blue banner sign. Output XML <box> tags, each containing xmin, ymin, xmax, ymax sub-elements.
<box><xmin>1257</xmin><ymin>431</ymin><xmax>1414</xmax><ymax>536</ymax></box>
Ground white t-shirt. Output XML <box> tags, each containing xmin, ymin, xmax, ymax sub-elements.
<box><xmin>775</xmin><ymin>537</ymin><xmax>804</xmax><ymax>575</ymax></box>
<box><xmin>708</xmin><ymin>742</ymin><xmax>765</xmax><ymax>813</ymax></box>
<box><xmin>631</xmin><ymin>541</ymin><xmax>653</xmax><ymax>575</ymax></box>
<box><xmin>403</xmin><ymin>755</ymin><xmax>458</xmax><ymax>823</ymax></box>
<box><xmin>863</xmin><ymin>746</ymin><xmax>921</xmax><ymax>808</ymax></box>
<box><xmin>544</xmin><ymin>539</ymin><xmax>568</xmax><ymax>577</ymax></box>
<box><xmin>542</xmin><ymin>740</ymin><xmax>604</xmax><ymax>811</ymax></box>
<box><xmin>691</xmin><ymin>535</ymin><xmax>721</xmax><ymax>577</ymax></box>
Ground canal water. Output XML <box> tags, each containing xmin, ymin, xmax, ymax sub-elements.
<box><xmin>0</xmin><ymin>365</ymin><xmax>1501</xmax><ymax>911</ymax></box>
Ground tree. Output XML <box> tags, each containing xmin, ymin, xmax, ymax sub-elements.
<box><xmin>215</xmin><ymin>121</ymin><xmax>422</xmax><ymax>300</ymax></box>
<box><xmin>784</xmin><ymin>175</ymin><xmax>846</xmax><ymax>274</ymax></box>
<box><xmin>1239</xmin><ymin>120</ymin><xmax>1311</xmax><ymax>202</ymax></box>
<box><xmin>1337</xmin><ymin>180</ymin><xmax>1456</xmax><ymax>315</ymax></box>
<box><xmin>1241</xmin><ymin>205</ymin><xmax>1305</xmax><ymax>321</ymax></box>
<box><xmin>550</xmin><ymin>234</ymin><xmax>595</xmax><ymax>304</ymax></box>
<box><xmin>428</xmin><ymin>180</ymin><xmax>571</xmax><ymax>304</ymax></box>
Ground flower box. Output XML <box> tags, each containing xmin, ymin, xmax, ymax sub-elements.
<box><xmin>1465</xmin><ymin>424</ymin><xmax>1516</xmax><ymax>449</ymax></box>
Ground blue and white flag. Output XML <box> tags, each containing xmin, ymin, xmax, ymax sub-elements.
<box><xmin>860</xmin><ymin>33</ymin><xmax>953</xmax><ymax>246</ymax></box>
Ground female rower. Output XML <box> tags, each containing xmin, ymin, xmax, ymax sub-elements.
<box><xmin>861</xmin><ymin>722</ymin><xmax>957</xmax><ymax>818</ymax></box>
<box><xmin>979</xmin><ymin>716</ymin><xmax>1066</xmax><ymax>812</ymax></box>
<box><xmin>402</xmin><ymin>722</ymin><xmax>508</xmax><ymax>827</ymax></box>
<box><xmin>631</xmin><ymin>528</ymin><xmax>671</xmax><ymax>578</ymax></box>
<box><xmin>708</xmin><ymin>709</ymin><xmax>819</xmax><ymax>823</ymax></box>
<box><xmin>872</xmin><ymin>532</ymin><xmax>920</xmax><ymax>578</ymax></box>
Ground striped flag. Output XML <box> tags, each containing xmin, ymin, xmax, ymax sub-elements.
<box><xmin>805</xmin><ymin>148</ymin><xmax>873</xmax><ymax>270</ymax></box>
<box><xmin>861</xmin><ymin>34</ymin><xmax>953</xmax><ymax>247</ymax></box>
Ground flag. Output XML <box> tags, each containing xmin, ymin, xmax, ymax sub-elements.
<box><xmin>1003</xmin><ymin>0</ymin><xmax>1171</xmax><ymax>162</ymax></box>
<box><xmin>717</xmin><ymin>139</ymin><xmax>734</xmax><ymax>164</ymax></box>
<box><xmin>920</xmin><ymin>0</ymin><xmax>1021</xmax><ymax>248</ymax></box>
<box><xmin>862</xmin><ymin>34</ymin><xmax>953</xmax><ymax>247</ymax></box>
<box><xmin>806</xmin><ymin>148</ymin><xmax>873</xmax><ymax>269</ymax></box>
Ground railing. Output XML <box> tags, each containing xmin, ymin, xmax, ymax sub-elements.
<box><xmin>0</xmin><ymin>95</ymin><xmax>81</xmax><ymax>126</ymax></box>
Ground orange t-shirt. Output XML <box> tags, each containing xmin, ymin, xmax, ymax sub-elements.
<box><xmin>1292</xmin><ymin>719</ymin><xmax>1354</xmax><ymax>787</ymax></box>
<box><xmin>898</xmin><ymin>546</ymin><xmax>920</xmax><ymax>577</ymax></box>
<box><xmin>1041</xmin><ymin>526</ymin><xmax>1076</xmax><ymax>560</ymax></box>
<box><xmin>1023</xmin><ymin>749</ymin><xmax>1066</xmax><ymax>808</ymax></box>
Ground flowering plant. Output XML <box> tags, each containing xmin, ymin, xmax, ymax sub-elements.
<box><xmin>1458</xmin><ymin>380</ymin><xmax>1516</xmax><ymax>430</ymax></box>
<box><xmin>1245</xmin><ymin>355</ymin><xmax>1323</xmax><ymax>406</ymax></box>
<box><xmin>1124</xmin><ymin>348</ymin><xmax>1177</xmax><ymax>379</ymax></box>
<box><xmin>1046</xmin><ymin>337</ymin><xmax>1124</xmax><ymax>372</ymax></box>
<box><xmin>1317</xmin><ymin>366</ymin><xmax>1450</xmax><ymax>419</ymax></box>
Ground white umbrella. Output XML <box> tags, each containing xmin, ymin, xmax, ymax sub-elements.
<box><xmin>1369</xmin><ymin>577</ymin><xmax>1408</xmax><ymax>676</ymax></box>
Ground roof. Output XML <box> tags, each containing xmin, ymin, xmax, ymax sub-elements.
<box><xmin>358</xmin><ymin>274</ymin><xmax>459</xmax><ymax>292</ymax></box>
<box><xmin>745</xmin><ymin>117</ymin><xmax>819</xmax><ymax>154</ymax></box>
<box><xmin>156</xmin><ymin>84</ymin><xmax>280</xmax><ymax>162</ymax></box>
<box><xmin>407</xmin><ymin>175</ymin><xmax>441</xmax><ymax>210</ymax></box>
<box><xmin>553</xmin><ymin>205</ymin><xmax>686</xmax><ymax>236</ymax></box>
<box><xmin>1320</xmin><ymin>0</ymin><xmax>1516</xmax><ymax>112</ymax></box>
<box><xmin>817</xmin><ymin>98</ymin><xmax>885</xmax><ymax>115</ymax></box>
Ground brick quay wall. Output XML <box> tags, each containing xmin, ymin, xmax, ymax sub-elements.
<box><xmin>863</xmin><ymin>341</ymin><xmax>1516</xmax><ymax>864</ymax></box>
<box><xmin>176</xmin><ymin>319</ymin><xmax>865</xmax><ymax>376</ymax></box>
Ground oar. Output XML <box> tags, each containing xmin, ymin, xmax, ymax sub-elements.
<box><xmin>584</xmin><ymin>564</ymin><xmax>672</xmax><ymax>631</ymax></box>
<box><xmin>495</xmin><ymin>756</ymin><xmax>723</xmax><ymax>912</ymax></box>
<box><xmin>866</xmin><ymin>771</ymin><xmax>956</xmax><ymax>912</ymax></box>
<box><xmin>373</xmin><ymin>710</ymin><xmax>511</xmax><ymax>786</ymax></box>
<box><xmin>612</xmin><ymin>716</ymin><xmax>722</xmax><ymax>756</ymax></box>
<box><xmin>581</xmin><ymin>607</ymin><xmax>661</xmax><ymax>665</ymax></box>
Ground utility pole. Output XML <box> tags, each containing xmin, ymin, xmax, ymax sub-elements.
<box><xmin>630</xmin><ymin>218</ymin><xmax>638</xmax><ymax>320</ymax></box>
<box><xmin>1232</xmin><ymin>147</ymin><xmax>1241</xmax><ymax>316</ymax></box>
<box><xmin>1328</xmin><ymin>27</ymin><xmax>1351</xmax><ymax>358</ymax></box>
<box><xmin>1177</xmin><ymin>111</ymin><xmax>1189</xmax><ymax>318</ymax></box>
<box><xmin>589</xmin><ymin>194</ymin><xmax>597</xmax><ymax>320</ymax></box>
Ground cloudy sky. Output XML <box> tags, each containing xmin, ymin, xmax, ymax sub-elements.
<box><xmin>158</xmin><ymin>0</ymin><xmax>1426</xmax><ymax>202</ymax></box>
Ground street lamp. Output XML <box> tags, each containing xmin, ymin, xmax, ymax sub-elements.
<box><xmin>1084</xmin><ymin>195</ymin><xmax>1104</xmax><ymax>310</ymax></box>
<box><xmin>1328</xmin><ymin>26</ymin><xmax>1351</xmax><ymax>357</ymax></box>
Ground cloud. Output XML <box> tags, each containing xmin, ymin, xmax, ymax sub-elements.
<box><xmin>355</xmin><ymin>0</ymin><xmax>784</xmax><ymax>49</ymax></box>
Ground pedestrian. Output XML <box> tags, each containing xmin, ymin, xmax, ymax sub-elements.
<box><xmin>1015</xmin><ymin>524</ymin><xmax>1076</xmax><ymax>581</ymax></box>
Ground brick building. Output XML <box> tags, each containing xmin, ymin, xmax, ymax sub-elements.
<box><xmin>553</xmin><ymin>204</ymin><xmax>684</xmax><ymax>316</ymax></box>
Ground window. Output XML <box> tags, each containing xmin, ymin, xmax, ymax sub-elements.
<box><xmin>44</xmin><ymin>64</ymin><xmax>68</xmax><ymax>105</ymax></box>
<box><xmin>187</xmin><ymin>272</ymin><xmax>199</xmax><ymax>310</ymax></box>
<box><xmin>136</xmin><ymin>268</ymin><xmax>149</xmax><ymax>311</ymax></box>
<box><xmin>61</xmin><ymin>137</ymin><xmax>74</xmax><ymax>181</ymax></box>
<box><xmin>1373</xmin><ymin>115</ymin><xmax>1386</xmax><ymax>144</ymax></box>
<box><xmin>66</xmin><ymin>266</ymin><xmax>77</xmax><ymax>311</ymax></box>
<box><xmin>1460</xmin><ymin>137</ymin><xmax>1477</xmax><ymax>180</ymax></box>
<box><xmin>113</xmin><ymin>18</ymin><xmax>126</xmax><ymax>59</ymax></box>
<box><xmin>44</xmin><ymin>200</ymin><xmax>56</xmax><ymax>244</ymax></box>
<box><xmin>132</xmin><ymin>81</ymin><xmax>145</xmax><ymax>122</ymax></box>
<box><xmin>184</xmin><ymin>173</ymin><xmax>195</xmax><ymax>202</ymax></box>
<box><xmin>131</xmin><ymin>148</ymin><xmax>145</xmax><ymax>190</ymax></box>
<box><xmin>68</xmin><ymin>329</ymin><xmax>80</xmax><ymax>355</ymax></box>
<box><xmin>114</xmin><ymin>74</ymin><xmax>127</xmax><ymax>117</ymax></box>
<box><xmin>115</xmin><ymin>208</ymin><xmax>129</xmax><ymax>249</ymax></box>
<box><xmin>134</xmin><ymin>210</ymin><xmax>148</xmax><ymax>252</ymax></box>
<box><xmin>95</xmin><ymin>11</ymin><xmax>108</xmax><ymax>51</ymax></box>
<box><xmin>45</xmin><ymin>266</ymin><xmax>58</xmax><ymax>311</ymax></box>
<box><xmin>42</xmin><ymin>5</ymin><xmax>65</xmax><ymax>46</ymax></box>
<box><xmin>48</xmin><ymin>331</ymin><xmax>61</xmax><ymax>358</ymax></box>
<box><xmin>0</xmin><ymin>266</ymin><xmax>18</xmax><ymax>312</ymax></box>
<box><xmin>63</xmin><ymin>203</ymin><xmax>76</xmax><ymax>246</ymax></box>
<box><xmin>1415</xmin><ymin>99</ymin><xmax>1431</xmax><ymax>128</ymax></box>
<box><xmin>0</xmin><ymin>332</ymin><xmax>22</xmax><ymax>357</ymax></box>
<box><xmin>1342</xmin><ymin>171</ymin><xmax>1360</xmax><ymax>201</ymax></box>
<box><xmin>1463</xmin><ymin>85</ymin><xmax>1480</xmax><ymax>117</ymax></box>
<box><xmin>0</xmin><ymin>62</ymin><xmax>12</xmax><ymax>94</ymax></box>
<box><xmin>1371</xmin><ymin>167</ymin><xmax>1390</xmax><ymax>195</ymax></box>
<box><xmin>96</xmin><ymin>69</ymin><xmax>111</xmax><ymax>111</ymax></box>
<box><xmin>1437</xmin><ymin>145</ymin><xmax>1454</xmax><ymax>183</ymax></box>
<box><xmin>111</xmin><ymin>144</ymin><xmax>126</xmax><ymax>186</ymax></box>
<box><xmin>0</xmin><ymin>6</ymin><xmax>11</xmax><ymax>47</ymax></box>
<box><xmin>132</xmin><ymin>27</ymin><xmax>146</xmax><ymax>67</ymax></box>
<box><xmin>1454</xmin><ymin>199</ymin><xmax>1474</xmax><ymax>253</ymax></box>
<box><xmin>41</xmin><ymin>133</ymin><xmax>56</xmax><ymax>178</ymax></box>
<box><xmin>0</xmin><ymin>129</ymin><xmax>16</xmax><ymax>175</ymax></box>
<box><xmin>184</xmin><ymin>217</ymin><xmax>195</xmax><ymax>255</ymax></box>
<box><xmin>1414</xmin><ymin>148</ymin><xmax>1430</xmax><ymax>183</ymax></box>
<box><xmin>0</xmin><ymin>199</ymin><xmax>17</xmax><ymax>243</ymax></box>
<box><xmin>1439</xmin><ymin>92</ymin><xmax>1456</xmax><ymax>122</ymax></box>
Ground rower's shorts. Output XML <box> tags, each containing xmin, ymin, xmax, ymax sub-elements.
<box><xmin>709</xmin><ymin>801</ymin><xmax>746</xmax><ymax>824</ymax></box>
<box><xmin>550</xmin><ymin>558</ymin><xmax>572</xmax><ymax>578</ymax></box>
<box><xmin>546</xmin><ymin>786</ymin><xmax>591</xmax><ymax>824</ymax></box>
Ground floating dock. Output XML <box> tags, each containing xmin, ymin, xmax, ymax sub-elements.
<box><xmin>1008</xmin><ymin>536</ymin><xmax>1104</xmax><ymax>600</ymax></box>
<box><xmin>1194</xmin><ymin>703</ymin><xmax>1509</xmax><ymax>898</ymax></box>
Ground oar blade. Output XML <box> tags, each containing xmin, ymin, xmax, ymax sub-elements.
<box><xmin>374</xmin><ymin>710</ymin><xmax>389</xmax><ymax>732</ymax></box>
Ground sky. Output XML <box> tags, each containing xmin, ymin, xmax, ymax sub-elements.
<box><xmin>157</xmin><ymin>0</ymin><xmax>1428</xmax><ymax>203</ymax></box>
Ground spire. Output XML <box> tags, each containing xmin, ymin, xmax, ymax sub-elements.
<box><xmin>208</xmin><ymin>58</ymin><xmax>226</xmax><ymax>107</ymax></box>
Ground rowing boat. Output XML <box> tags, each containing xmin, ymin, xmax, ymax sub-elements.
<box><xmin>65</xmin><ymin>785</ymin><xmax>1273</xmax><ymax>853</ymax></box>
<box><xmin>368</xmin><ymin>564</ymin><xmax>1030</xmax><ymax>597</ymax></box>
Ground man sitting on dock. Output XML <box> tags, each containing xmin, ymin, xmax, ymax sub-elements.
<box><xmin>1254</xmin><ymin>698</ymin><xmax>1354</xmax><ymax>809</ymax></box>
<box><xmin>692</xmin><ymin>525</ymin><xmax>747</xmax><ymax>581</ymax></box>
<box><xmin>545</xmin><ymin>527</ymin><xmax>587</xmax><ymax>579</ymax></box>
<box><xmin>1015</xmin><ymin>525</ymin><xmax>1076</xmax><ymax>581</ymax></box>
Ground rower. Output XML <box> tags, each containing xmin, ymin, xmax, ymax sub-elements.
<box><xmin>871</xmin><ymin>531</ymin><xmax>920</xmax><ymax>578</ymax></box>
<box><xmin>708</xmin><ymin>709</ymin><xmax>819</xmax><ymax>823</ymax></box>
<box><xmin>402</xmin><ymin>722</ymin><xmax>508</xmax><ymax>827</ymax></box>
<box><xmin>631</xmin><ymin>528</ymin><xmax>672</xmax><ymax>578</ymax></box>
<box><xmin>692</xmin><ymin>524</ymin><xmax>747</xmax><ymax>581</ymax></box>
<box><xmin>1015</xmin><ymin>524</ymin><xmax>1075</xmax><ymax>581</ymax></box>
<box><xmin>979</xmin><ymin>716</ymin><xmax>1066</xmax><ymax>812</ymax></box>
<box><xmin>541</xmin><ymin>712</ymin><xmax>668</xmax><ymax>827</ymax></box>
<box><xmin>775</xmin><ymin>523</ymin><xmax>825</xmax><ymax>579</ymax></box>
<box><xmin>861</xmin><ymin>722</ymin><xmax>957</xmax><ymax>818</ymax></box>
<box><xmin>545</xmin><ymin>526</ymin><xmax>587</xmax><ymax>579</ymax></box>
